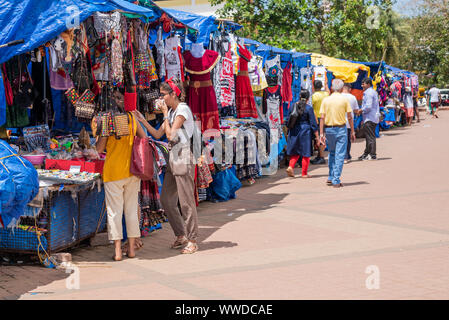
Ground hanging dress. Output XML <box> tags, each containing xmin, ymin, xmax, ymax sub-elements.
<box><xmin>264</xmin><ymin>85</ymin><xmax>282</xmax><ymax>142</ymax></box>
<box><xmin>164</xmin><ymin>35</ymin><xmax>184</xmax><ymax>81</ymax></box>
<box><xmin>265</xmin><ymin>55</ymin><xmax>283</xmax><ymax>87</ymax></box>
<box><xmin>183</xmin><ymin>49</ymin><xmax>220</xmax><ymax>132</ymax></box>
<box><xmin>235</xmin><ymin>45</ymin><xmax>257</xmax><ymax>119</ymax></box>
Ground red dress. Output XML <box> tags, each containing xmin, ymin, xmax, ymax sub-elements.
<box><xmin>235</xmin><ymin>45</ymin><xmax>258</xmax><ymax>118</ymax></box>
<box><xmin>183</xmin><ymin>50</ymin><xmax>221</xmax><ymax>133</ymax></box>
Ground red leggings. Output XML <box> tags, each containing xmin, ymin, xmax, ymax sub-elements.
<box><xmin>289</xmin><ymin>155</ymin><xmax>310</xmax><ymax>176</ymax></box>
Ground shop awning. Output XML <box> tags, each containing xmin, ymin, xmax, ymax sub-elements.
<box><xmin>311</xmin><ymin>53</ymin><xmax>370</xmax><ymax>83</ymax></box>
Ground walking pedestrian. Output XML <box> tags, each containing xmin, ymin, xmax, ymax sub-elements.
<box><xmin>286</xmin><ymin>89</ymin><xmax>319</xmax><ymax>178</ymax></box>
<box><xmin>341</xmin><ymin>83</ymin><xmax>359</xmax><ymax>164</ymax></box>
<box><xmin>357</xmin><ymin>77</ymin><xmax>380</xmax><ymax>161</ymax></box>
<box><xmin>319</xmin><ymin>79</ymin><xmax>355</xmax><ymax>188</ymax></box>
<box><xmin>427</xmin><ymin>85</ymin><xmax>441</xmax><ymax>119</ymax></box>
<box><xmin>133</xmin><ymin>78</ymin><xmax>199</xmax><ymax>254</ymax></box>
<box><xmin>404</xmin><ymin>87</ymin><xmax>414</xmax><ymax>126</ymax></box>
<box><xmin>310</xmin><ymin>80</ymin><xmax>329</xmax><ymax>165</ymax></box>
<box><xmin>96</xmin><ymin>106</ymin><xmax>147</xmax><ymax>261</ymax></box>
<box><xmin>413</xmin><ymin>90</ymin><xmax>420</xmax><ymax>123</ymax></box>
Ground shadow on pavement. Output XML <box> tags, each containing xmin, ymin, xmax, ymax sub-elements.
<box><xmin>67</xmin><ymin>174</ymin><xmax>289</xmax><ymax>263</ymax></box>
<box><xmin>0</xmin><ymin>264</ymin><xmax>68</xmax><ymax>300</ymax></box>
<box><xmin>342</xmin><ymin>181</ymin><xmax>370</xmax><ymax>187</ymax></box>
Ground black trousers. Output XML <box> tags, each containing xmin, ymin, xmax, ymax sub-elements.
<box><xmin>363</xmin><ymin>121</ymin><xmax>377</xmax><ymax>157</ymax></box>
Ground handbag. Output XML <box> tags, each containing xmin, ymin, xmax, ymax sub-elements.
<box><xmin>287</xmin><ymin>102</ymin><xmax>300</xmax><ymax>129</ymax></box>
<box><xmin>113</xmin><ymin>113</ymin><xmax>130</xmax><ymax>137</ymax></box>
<box><xmin>167</xmin><ymin>108</ymin><xmax>192</xmax><ymax>176</ymax></box>
<box><xmin>14</xmin><ymin>60</ymin><xmax>38</xmax><ymax>109</ymax></box>
<box><xmin>65</xmin><ymin>87</ymin><xmax>79</xmax><ymax>105</ymax></box>
<box><xmin>168</xmin><ymin>142</ymin><xmax>191</xmax><ymax>176</ymax></box>
<box><xmin>74</xmin><ymin>88</ymin><xmax>97</xmax><ymax>121</ymax></box>
<box><xmin>123</xmin><ymin>30</ymin><xmax>136</xmax><ymax>90</ymax></box>
<box><xmin>130</xmin><ymin>113</ymin><xmax>155</xmax><ymax>181</ymax></box>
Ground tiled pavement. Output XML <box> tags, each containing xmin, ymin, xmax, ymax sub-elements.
<box><xmin>1</xmin><ymin>110</ymin><xmax>449</xmax><ymax>300</ymax></box>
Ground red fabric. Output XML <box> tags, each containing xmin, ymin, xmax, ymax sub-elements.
<box><xmin>183</xmin><ymin>50</ymin><xmax>220</xmax><ymax>133</ymax></box>
<box><xmin>124</xmin><ymin>90</ymin><xmax>137</xmax><ymax>111</ymax></box>
<box><xmin>301</xmin><ymin>157</ymin><xmax>310</xmax><ymax>176</ymax></box>
<box><xmin>351</xmin><ymin>88</ymin><xmax>364</xmax><ymax>102</ymax></box>
<box><xmin>281</xmin><ymin>61</ymin><xmax>293</xmax><ymax>103</ymax></box>
<box><xmin>236</xmin><ymin>45</ymin><xmax>257</xmax><ymax>118</ymax></box>
<box><xmin>289</xmin><ymin>155</ymin><xmax>300</xmax><ymax>168</ymax></box>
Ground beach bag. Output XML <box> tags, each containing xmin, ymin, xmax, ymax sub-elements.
<box><xmin>130</xmin><ymin>114</ymin><xmax>154</xmax><ymax>180</ymax></box>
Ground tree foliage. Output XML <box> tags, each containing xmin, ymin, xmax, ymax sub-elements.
<box><xmin>210</xmin><ymin>0</ymin><xmax>448</xmax><ymax>86</ymax></box>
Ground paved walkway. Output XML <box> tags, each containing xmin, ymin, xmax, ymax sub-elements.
<box><xmin>1</xmin><ymin>110</ymin><xmax>449</xmax><ymax>300</ymax></box>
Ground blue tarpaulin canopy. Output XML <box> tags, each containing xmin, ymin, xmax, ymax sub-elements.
<box><xmin>0</xmin><ymin>0</ymin><xmax>158</xmax><ymax>127</ymax></box>
<box><xmin>243</xmin><ymin>38</ymin><xmax>311</xmax><ymax>69</ymax></box>
<box><xmin>160</xmin><ymin>7</ymin><xmax>242</xmax><ymax>46</ymax></box>
<box><xmin>385</xmin><ymin>64</ymin><xmax>417</xmax><ymax>77</ymax></box>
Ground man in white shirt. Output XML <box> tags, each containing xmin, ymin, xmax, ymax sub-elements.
<box><xmin>342</xmin><ymin>83</ymin><xmax>359</xmax><ymax>163</ymax></box>
<box><xmin>427</xmin><ymin>85</ymin><xmax>441</xmax><ymax>118</ymax></box>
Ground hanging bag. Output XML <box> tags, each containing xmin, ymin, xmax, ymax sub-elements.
<box><xmin>124</xmin><ymin>29</ymin><xmax>137</xmax><ymax>112</ymax></box>
<box><xmin>287</xmin><ymin>102</ymin><xmax>300</xmax><ymax>129</ymax></box>
<box><xmin>14</xmin><ymin>58</ymin><xmax>38</xmax><ymax>109</ymax></box>
<box><xmin>130</xmin><ymin>113</ymin><xmax>154</xmax><ymax>180</ymax></box>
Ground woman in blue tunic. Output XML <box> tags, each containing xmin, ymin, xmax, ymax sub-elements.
<box><xmin>286</xmin><ymin>89</ymin><xmax>319</xmax><ymax>178</ymax></box>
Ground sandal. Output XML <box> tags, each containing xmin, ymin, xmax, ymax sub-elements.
<box><xmin>181</xmin><ymin>242</ymin><xmax>198</xmax><ymax>254</ymax></box>
<box><xmin>326</xmin><ymin>180</ymin><xmax>332</xmax><ymax>185</ymax></box>
<box><xmin>112</xmin><ymin>254</ymin><xmax>122</xmax><ymax>261</ymax></box>
<box><xmin>171</xmin><ymin>237</ymin><xmax>188</xmax><ymax>249</ymax></box>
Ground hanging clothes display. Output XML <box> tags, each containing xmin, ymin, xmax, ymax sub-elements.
<box><xmin>263</xmin><ymin>85</ymin><xmax>282</xmax><ymax>142</ymax></box>
<box><xmin>164</xmin><ymin>34</ymin><xmax>184</xmax><ymax>81</ymax></box>
<box><xmin>281</xmin><ymin>61</ymin><xmax>293</xmax><ymax>104</ymax></box>
<box><xmin>291</xmin><ymin>63</ymin><xmax>301</xmax><ymax>104</ymax></box>
<box><xmin>235</xmin><ymin>44</ymin><xmax>257</xmax><ymax>119</ymax></box>
<box><xmin>248</xmin><ymin>54</ymin><xmax>268</xmax><ymax>92</ymax></box>
<box><xmin>134</xmin><ymin>21</ymin><xmax>158</xmax><ymax>89</ymax></box>
<box><xmin>218</xmin><ymin>42</ymin><xmax>235</xmax><ymax>110</ymax></box>
<box><xmin>183</xmin><ymin>49</ymin><xmax>220</xmax><ymax>132</ymax></box>
<box><xmin>155</xmin><ymin>26</ymin><xmax>166</xmax><ymax>79</ymax></box>
<box><xmin>265</xmin><ymin>55</ymin><xmax>283</xmax><ymax>87</ymax></box>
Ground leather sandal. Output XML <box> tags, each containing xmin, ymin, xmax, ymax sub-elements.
<box><xmin>326</xmin><ymin>180</ymin><xmax>333</xmax><ymax>185</ymax></box>
<box><xmin>112</xmin><ymin>255</ymin><xmax>122</xmax><ymax>261</ymax></box>
<box><xmin>171</xmin><ymin>237</ymin><xmax>188</xmax><ymax>249</ymax></box>
<box><xmin>181</xmin><ymin>242</ymin><xmax>198</xmax><ymax>254</ymax></box>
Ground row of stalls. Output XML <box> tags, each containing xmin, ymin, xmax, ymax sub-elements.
<box><xmin>0</xmin><ymin>0</ymin><xmax>418</xmax><ymax>263</ymax></box>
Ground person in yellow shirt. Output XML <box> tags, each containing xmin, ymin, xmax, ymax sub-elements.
<box><xmin>311</xmin><ymin>80</ymin><xmax>329</xmax><ymax>164</ymax></box>
<box><xmin>319</xmin><ymin>79</ymin><xmax>356</xmax><ymax>188</ymax></box>
<box><xmin>96</xmin><ymin>110</ymin><xmax>147</xmax><ymax>261</ymax></box>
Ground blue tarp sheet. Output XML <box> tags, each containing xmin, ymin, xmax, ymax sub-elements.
<box><xmin>243</xmin><ymin>38</ymin><xmax>311</xmax><ymax>69</ymax></box>
<box><xmin>157</xmin><ymin>7</ymin><xmax>242</xmax><ymax>46</ymax></box>
<box><xmin>0</xmin><ymin>140</ymin><xmax>39</xmax><ymax>228</ymax></box>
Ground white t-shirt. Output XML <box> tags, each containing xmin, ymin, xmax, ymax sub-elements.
<box><xmin>428</xmin><ymin>87</ymin><xmax>440</xmax><ymax>103</ymax></box>
<box><xmin>342</xmin><ymin>92</ymin><xmax>359</xmax><ymax>129</ymax></box>
<box><xmin>168</xmin><ymin>103</ymin><xmax>195</xmax><ymax>144</ymax></box>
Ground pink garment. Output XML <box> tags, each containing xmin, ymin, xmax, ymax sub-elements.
<box><xmin>50</xmin><ymin>69</ymin><xmax>73</xmax><ymax>90</ymax></box>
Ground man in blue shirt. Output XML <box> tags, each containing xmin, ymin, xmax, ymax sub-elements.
<box><xmin>357</xmin><ymin>78</ymin><xmax>380</xmax><ymax>160</ymax></box>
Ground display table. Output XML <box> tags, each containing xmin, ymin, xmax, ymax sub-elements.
<box><xmin>0</xmin><ymin>176</ymin><xmax>106</xmax><ymax>255</ymax></box>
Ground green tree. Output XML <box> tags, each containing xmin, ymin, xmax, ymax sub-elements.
<box><xmin>398</xmin><ymin>0</ymin><xmax>449</xmax><ymax>87</ymax></box>
<box><xmin>210</xmin><ymin>0</ymin><xmax>398</xmax><ymax>62</ymax></box>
